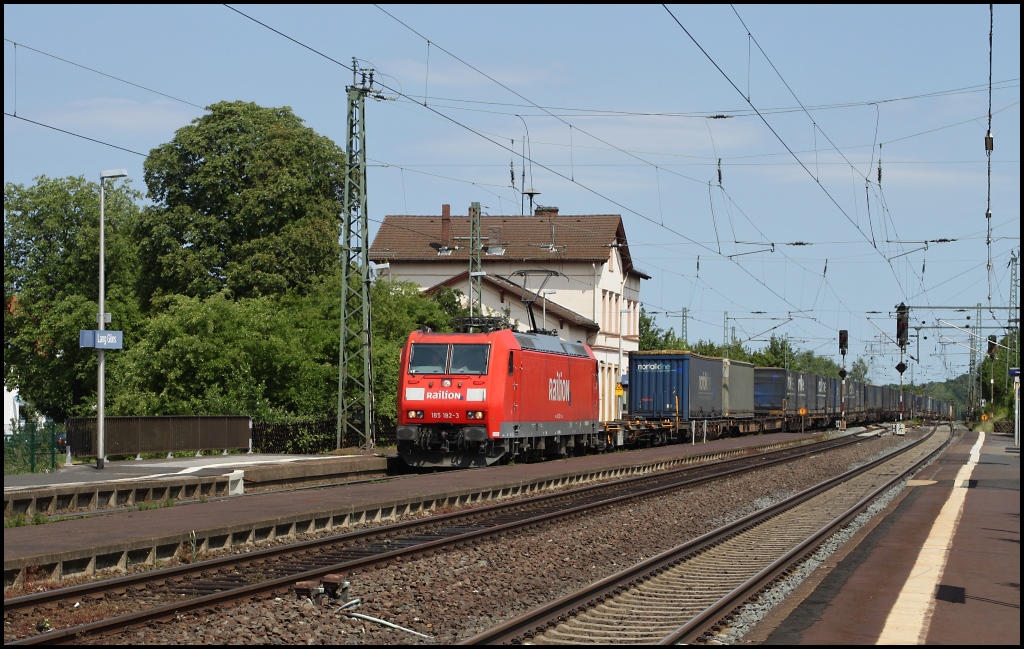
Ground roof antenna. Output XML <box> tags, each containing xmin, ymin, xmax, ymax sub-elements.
<box><xmin>523</xmin><ymin>187</ymin><xmax>541</xmax><ymax>216</ymax></box>
<box><xmin>516</xmin><ymin>115</ymin><xmax>534</xmax><ymax>214</ymax></box>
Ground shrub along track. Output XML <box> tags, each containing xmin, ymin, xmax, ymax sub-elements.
<box><xmin>4</xmin><ymin>432</ymin><xmax>873</xmax><ymax>644</ymax></box>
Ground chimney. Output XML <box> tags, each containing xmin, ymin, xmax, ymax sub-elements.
<box><xmin>441</xmin><ymin>204</ymin><xmax>451</xmax><ymax>248</ymax></box>
<box><xmin>535</xmin><ymin>206</ymin><xmax>559</xmax><ymax>217</ymax></box>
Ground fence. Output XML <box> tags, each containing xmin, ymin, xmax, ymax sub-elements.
<box><xmin>993</xmin><ymin>420</ymin><xmax>1014</xmax><ymax>434</ymax></box>
<box><xmin>66</xmin><ymin>416</ymin><xmax>252</xmax><ymax>458</ymax></box>
<box><xmin>253</xmin><ymin>416</ymin><xmax>396</xmax><ymax>454</ymax></box>
<box><xmin>3</xmin><ymin>422</ymin><xmax>63</xmax><ymax>475</ymax></box>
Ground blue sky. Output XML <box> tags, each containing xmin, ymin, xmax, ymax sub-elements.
<box><xmin>4</xmin><ymin>4</ymin><xmax>1020</xmax><ymax>385</ymax></box>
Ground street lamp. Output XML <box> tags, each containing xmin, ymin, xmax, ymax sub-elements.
<box><xmin>97</xmin><ymin>169</ymin><xmax>127</xmax><ymax>469</ymax></box>
<box><xmin>618</xmin><ymin>308</ymin><xmax>632</xmax><ymax>417</ymax></box>
<box><xmin>369</xmin><ymin>261</ymin><xmax>390</xmax><ymax>282</ymax></box>
<box><xmin>541</xmin><ymin>290</ymin><xmax>557</xmax><ymax>331</ymax></box>
<box><xmin>468</xmin><ymin>271</ymin><xmax>486</xmax><ymax>318</ymax></box>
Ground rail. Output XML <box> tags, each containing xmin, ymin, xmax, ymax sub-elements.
<box><xmin>460</xmin><ymin>425</ymin><xmax>947</xmax><ymax>645</ymax></box>
<box><xmin>5</xmin><ymin>433</ymin><xmax>870</xmax><ymax>644</ymax></box>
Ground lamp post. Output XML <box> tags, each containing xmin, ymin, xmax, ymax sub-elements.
<box><xmin>618</xmin><ymin>308</ymin><xmax>632</xmax><ymax>418</ymax></box>
<box><xmin>541</xmin><ymin>290</ymin><xmax>556</xmax><ymax>331</ymax></box>
<box><xmin>97</xmin><ymin>169</ymin><xmax>127</xmax><ymax>469</ymax></box>
<box><xmin>468</xmin><ymin>271</ymin><xmax>486</xmax><ymax>318</ymax></box>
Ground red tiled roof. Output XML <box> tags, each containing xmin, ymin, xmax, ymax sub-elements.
<box><xmin>370</xmin><ymin>213</ymin><xmax>647</xmax><ymax>277</ymax></box>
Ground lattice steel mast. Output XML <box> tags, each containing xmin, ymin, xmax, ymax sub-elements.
<box><xmin>337</xmin><ymin>61</ymin><xmax>379</xmax><ymax>450</ymax></box>
<box><xmin>469</xmin><ymin>201</ymin><xmax>483</xmax><ymax>315</ymax></box>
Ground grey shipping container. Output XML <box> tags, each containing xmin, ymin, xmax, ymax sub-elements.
<box><xmin>807</xmin><ymin>374</ymin><xmax>829</xmax><ymax>414</ymax></box>
<box><xmin>689</xmin><ymin>354</ymin><xmax>725</xmax><ymax>418</ymax></box>
<box><xmin>724</xmin><ymin>359</ymin><xmax>754</xmax><ymax>418</ymax></box>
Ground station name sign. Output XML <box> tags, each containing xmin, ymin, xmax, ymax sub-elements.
<box><xmin>79</xmin><ymin>330</ymin><xmax>123</xmax><ymax>350</ymax></box>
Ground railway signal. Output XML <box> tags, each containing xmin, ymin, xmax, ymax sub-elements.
<box><xmin>896</xmin><ymin>303</ymin><xmax>909</xmax><ymax>350</ymax></box>
<box><xmin>987</xmin><ymin>335</ymin><xmax>997</xmax><ymax>359</ymax></box>
<box><xmin>839</xmin><ymin>330</ymin><xmax>848</xmax><ymax>356</ymax></box>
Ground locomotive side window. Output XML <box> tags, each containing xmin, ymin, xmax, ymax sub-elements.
<box><xmin>409</xmin><ymin>344</ymin><xmax>449</xmax><ymax>374</ymax></box>
<box><xmin>450</xmin><ymin>344</ymin><xmax>489</xmax><ymax>375</ymax></box>
<box><xmin>508</xmin><ymin>351</ymin><xmax>514</xmax><ymax>375</ymax></box>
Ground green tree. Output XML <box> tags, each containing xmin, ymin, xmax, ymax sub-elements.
<box><xmin>639</xmin><ymin>308</ymin><xmax>684</xmax><ymax>350</ymax></box>
<box><xmin>750</xmin><ymin>335</ymin><xmax>793</xmax><ymax>368</ymax></box>
<box><xmin>109</xmin><ymin>286</ymin><xmax>340</xmax><ymax>422</ymax></box>
<box><xmin>849</xmin><ymin>357</ymin><xmax>869</xmax><ymax>382</ymax></box>
<box><xmin>4</xmin><ymin>176</ymin><xmax>142</xmax><ymax>421</ymax></box>
<box><xmin>369</xmin><ymin>279</ymin><xmax>458</xmax><ymax>419</ymax></box>
<box><xmin>137</xmin><ymin>101</ymin><xmax>346</xmax><ymax>306</ymax></box>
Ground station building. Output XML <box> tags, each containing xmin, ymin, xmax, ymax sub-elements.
<box><xmin>369</xmin><ymin>204</ymin><xmax>648</xmax><ymax>421</ymax></box>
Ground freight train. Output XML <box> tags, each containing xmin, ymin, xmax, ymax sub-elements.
<box><xmin>395</xmin><ymin>329</ymin><xmax>951</xmax><ymax>468</ymax></box>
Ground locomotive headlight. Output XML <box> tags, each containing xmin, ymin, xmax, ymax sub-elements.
<box><xmin>442</xmin><ymin>379</ymin><xmax>452</xmax><ymax>387</ymax></box>
<box><xmin>467</xmin><ymin>410</ymin><xmax>485</xmax><ymax>420</ymax></box>
<box><xmin>407</xmin><ymin>410</ymin><xmax>424</xmax><ymax>419</ymax></box>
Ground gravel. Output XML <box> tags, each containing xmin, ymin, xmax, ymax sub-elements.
<box><xmin>81</xmin><ymin>433</ymin><xmax>915</xmax><ymax>645</ymax></box>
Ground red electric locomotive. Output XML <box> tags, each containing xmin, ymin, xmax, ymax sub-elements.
<box><xmin>396</xmin><ymin>328</ymin><xmax>601</xmax><ymax>468</ymax></box>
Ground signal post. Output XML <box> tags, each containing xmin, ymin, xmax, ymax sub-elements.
<box><xmin>896</xmin><ymin>303</ymin><xmax>909</xmax><ymax>431</ymax></box>
<box><xmin>838</xmin><ymin>329</ymin><xmax>848</xmax><ymax>431</ymax></box>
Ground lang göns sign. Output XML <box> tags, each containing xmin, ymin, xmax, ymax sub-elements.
<box><xmin>79</xmin><ymin>330</ymin><xmax>123</xmax><ymax>350</ymax></box>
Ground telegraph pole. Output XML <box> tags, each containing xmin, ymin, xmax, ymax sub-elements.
<box><xmin>723</xmin><ymin>311</ymin><xmax>728</xmax><ymax>356</ymax></box>
<box><xmin>338</xmin><ymin>60</ymin><xmax>381</xmax><ymax>451</ymax></box>
<box><xmin>975</xmin><ymin>303</ymin><xmax>983</xmax><ymax>416</ymax></box>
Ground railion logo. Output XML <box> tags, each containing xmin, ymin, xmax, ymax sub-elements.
<box><xmin>426</xmin><ymin>390</ymin><xmax>463</xmax><ymax>400</ymax></box>
<box><xmin>549</xmin><ymin>372</ymin><xmax>570</xmax><ymax>402</ymax></box>
<box><xmin>698</xmin><ymin>372</ymin><xmax>710</xmax><ymax>392</ymax></box>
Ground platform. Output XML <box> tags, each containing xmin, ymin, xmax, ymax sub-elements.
<box><xmin>758</xmin><ymin>426</ymin><xmax>1020</xmax><ymax>645</ymax></box>
<box><xmin>3</xmin><ymin>453</ymin><xmax>391</xmax><ymax>518</ymax></box>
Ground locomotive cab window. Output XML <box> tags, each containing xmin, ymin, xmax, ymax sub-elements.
<box><xmin>409</xmin><ymin>344</ymin><xmax>449</xmax><ymax>374</ymax></box>
<box><xmin>450</xmin><ymin>344</ymin><xmax>489</xmax><ymax>375</ymax></box>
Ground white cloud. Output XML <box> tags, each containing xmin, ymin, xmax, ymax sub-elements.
<box><xmin>40</xmin><ymin>98</ymin><xmax>202</xmax><ymax>135</ymax></box>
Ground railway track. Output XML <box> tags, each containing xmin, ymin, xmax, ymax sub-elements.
<box><xmin>3</xmin><ymin>431</ymin><xmax>877</xmax><ymax>644</ymax></box>
<box><xmin>462</xmin><ymin>424</ymin><xmax>950</xmax><ymax>645</ymax></box>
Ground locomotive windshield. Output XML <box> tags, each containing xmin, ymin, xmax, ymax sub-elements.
<box><xmin>408</xmin><ymin>344</ymin><xmax>449</xmax><ymax>374</ymax></box>
<box><xmin>408</xmin><ymin>343</ymin><xmax>489</xmax><ymax>374</ymax></box>
<box><xmin>450</xmin><ymin>344</ymin><xmax>489</xmax><ymax>375</ymax></box>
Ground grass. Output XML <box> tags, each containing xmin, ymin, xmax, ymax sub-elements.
<box><xmin>5</xmin><ymin>511</ymin><xmax>68</xmax><ymax>527</ymax></box>
<box><xmin>136</xmin><ymin>497</ymin><xmax>175</xmax><ymax>511</ymax></box>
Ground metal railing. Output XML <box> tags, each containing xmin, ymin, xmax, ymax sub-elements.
<box><xmin>66</xmin><ymin>416</ymin><xmax>252</xmax><ymax>458</ymax></box>
<box><xmin>252</xmin><ymin>416</ymin><xmax>397</xmax><ymax>454</ymax></box>
<box><xmin>3</xmin><ymin>422</ymin><xmax>63</xmax><ymax>474</ymax></box>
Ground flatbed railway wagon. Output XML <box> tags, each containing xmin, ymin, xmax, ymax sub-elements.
<box><xmin>624</xmin><ymin>351</ymin><xmax>758</xmax><ymax>444</ymax></box>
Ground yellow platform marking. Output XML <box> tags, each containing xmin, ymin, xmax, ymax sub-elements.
<box><xmin>876</xmin><ymin>432</ymin><xmax>985</xmax><ymax>645</ymax></box>
<box><xmin>906</xmin><ymin>480</ymin><xmax>937</xmax><ymax>486</ymax></box>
